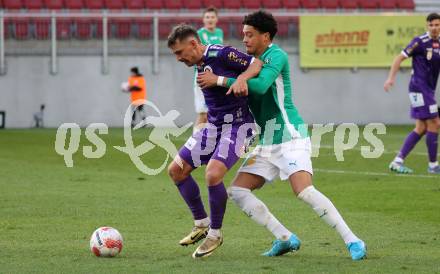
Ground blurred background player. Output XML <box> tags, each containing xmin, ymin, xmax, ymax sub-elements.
<box><xmin>33</xmin><ymin>104</ymin><xmax>45</xmax><ymax>128</ymax></box>
<box><xmin>167</xmin><ymin>24</ymin><xmax>261</xmax><ymax>259</ymax></box>
<box><xmin>198</xmin><ymin>10</ymin><xmax>366</xmax><ymax>260</ymax></box>
<box><xmin>384</xmin><ymin>13</ymin><xmax>440</xmax><ymax>174</ymax></box>
<box><xmin>193</xmin><ymin>7</ymin><xmax>224</xmax><ymax>132</ymax></box>
<box><xmin>127</xmin><ymin>67</ymin><xmax>147</xmax><ymax>127</ymax></box>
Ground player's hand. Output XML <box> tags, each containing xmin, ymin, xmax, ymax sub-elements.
<box><xmin>197</xmin><ymin>71</ymin><xmax>218</xmax><ymax>89</ymax></box>
<box><xmin>384</xmin><ymin>78</ymin><xmax>394</xmax><ymax>92</ymax></box>
<box><xmin>226</xmin><ymin>77</ymin><xmax>248</xmax><ymax>97</ymax></box>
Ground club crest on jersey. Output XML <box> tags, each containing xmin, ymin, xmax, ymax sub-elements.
<box><xmin>208</xmin><ymin>50</ymin><xmax>219</xmax><ymax>57</ymax></box>
<box><xmin>264</xmin><ymin>58</ymin><xmax>272</xmax><ymax>64</ymax></box>
<box><xmin>427</xmin><ymin>48</ymin><xmax>433</xmax><ymax>60</ymax></box>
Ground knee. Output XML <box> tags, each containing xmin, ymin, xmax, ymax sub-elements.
<box><xmin>168</xmin><ymin>162</ymin><xmax>188</xmax><ymax>183</ymax></box>
<box><xmin>227</xmin><ymin>186</ymin><xmax>249</xmax><ymax>202</ymax></box>
<box><xmin>414</xmin><ymin>124</ymin><xmax>427</xmax><ymax>135</ymax></box>
<box><xmin>205</xmin><ymin>168</ymin><xmax>225</xmax><ymax>186</ymax></box>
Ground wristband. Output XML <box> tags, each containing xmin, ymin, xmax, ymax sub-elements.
<box><xmin>217</xmin><ymin>76</ymin><xmax>225</xmax><ymax>87</ymax></box>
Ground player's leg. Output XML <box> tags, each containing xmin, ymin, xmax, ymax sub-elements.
<box><xmin>192</xmin><ymin>159</ymin><xmax>228</xmax><ymax>258</ymax></box>
<box><xmin>228</xmin><ymin>171</ymin><xmax>301</xmax><ymax>256</ymax></box>
<box><xmin>390</xmin><ymin>119</ymin><xmax>426</xmax><ymax>173</ymax></box>
<box><xmin>289</xmin><ymin>171</ymin><xmax>366</xmax><ymax>260</ymax></box>
<box><xmin>425</xmin><ymin>117</ymin><xmax>440</xmax><ymax>173</ymax></box>
<box><xmin>168</xmin><ymin>155</ymin><xmax>209</xmax><ymax>246</ymax></box>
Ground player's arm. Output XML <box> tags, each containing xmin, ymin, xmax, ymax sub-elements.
<box><xmin>384</xmin><ymin>37</ymin><xmax>419</xmax><ymax>92</ymax></box>
<box><xmin>227</xmin><ymin>51</ymin><xmax>286</xmax><ymax>96</ymax></box>
<box><xmin>384</xmin><ymin>54</ymin><xmax>407</xmax><ymax>92</ymax></box>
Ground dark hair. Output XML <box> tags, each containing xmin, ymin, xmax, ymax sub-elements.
<box><xmin>203</xmin><ymin>6</ymin><xmax>218</xmax><ymax>16</ymax></box>
<box><xmin>130</xmin><ymin>67</ymin><xmax>139</xmax><ymax>75</ymax></box>
<box><xmin>243</xmin><ymin>10</ymin><xmax>277</xmax><ymax>40</ymax></box>
<box><xmin>167</xmin><ymin>24</ymin><xmax>200</xmax><ymax>47</ymax></box>
<box><xmin>426</xmin><ymin>13</ymin><xmax>440</xmax><ymax>22</ymax></box>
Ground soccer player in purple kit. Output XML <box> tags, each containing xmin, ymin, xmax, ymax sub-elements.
<box><xmin>166</xmin><ymin>24</ymin><xmax>262</xmax><ymax>258</ymax></box>
<box><xmin>385</xmin><ymin>13</ymin><xmax>440</xmax><ymax>174</ymax></box>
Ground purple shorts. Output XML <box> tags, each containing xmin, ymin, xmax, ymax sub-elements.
<box><xmin>179</xmin><ymin>122</ymin><xmax>256</xmax><ymax>170</ymax></box>
<box><xmin>409</xmin><ymin>91</ymin><xmax>438</xmax><ymax>120</ymax></box>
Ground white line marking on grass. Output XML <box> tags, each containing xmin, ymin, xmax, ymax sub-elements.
<box><xmin>314</xmin><ymin>168</ymin><xmax>438</xmax><ymax>179</ymax></box>
<box><xmin>315</xmin><ymin>145</ymin><xmax>429</xmax><ymax>156</ymax></box>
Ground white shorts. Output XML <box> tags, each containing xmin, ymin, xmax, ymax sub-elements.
<box><xmin>194</xmin><ymin>71</ymin><xmax>208</xmax><ymax>114</ymax></box>
<box><xmin>239</xmin><ymin>137</ymin><xmax>313</xmax><ymax>182</ymax></box>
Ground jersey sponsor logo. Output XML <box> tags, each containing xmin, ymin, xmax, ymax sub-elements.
<box><xmin>227</xmin><ymin>51</ymin><xmax>249</xmax><ymax>66</ymax></box>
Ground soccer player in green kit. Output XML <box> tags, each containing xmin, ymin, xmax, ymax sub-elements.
<box><xmin>193</xmin><ymin>7</ymin><xmax>224</xmax><ymax>132</ymax></box>
<box><xmin>197</xmin><ymin>10</ymin><xmax>366</xmax><ymax>261</ymax></box>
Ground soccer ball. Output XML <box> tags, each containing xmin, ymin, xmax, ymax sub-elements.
<box><xmin>90</xmin><ymin>227</ymin><xmax>123</xmax><ymax>257</ymax></box>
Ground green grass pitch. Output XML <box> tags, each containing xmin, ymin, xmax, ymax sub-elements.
<box><xmin>0</xmin><ymin>126</ymin><xmax>439</xmax><ymax>273</ymax></box>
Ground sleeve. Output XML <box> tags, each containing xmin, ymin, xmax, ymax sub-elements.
<box><xmin>218</xmin><ymin>46</ymin><xmax>255</xmax><ymax>73</ymax></box>
<box><xmin>197</xmin><ymin>30</ymin><xmax>207</xmax><ymax>45</ymax></box>
<box><xmin>402</xmin><ymin>37</ymin><xmax>421</xmax><ymax>58</ymax></box>
<box><xmin>218</xmin><ymin>28</ymin><xmax>224</xmax><ymax>44</ymax></box>
<box><xmin>226</xmin><ymin>50</ymin><xmax>287</xmax><ymax>95</ymax></box>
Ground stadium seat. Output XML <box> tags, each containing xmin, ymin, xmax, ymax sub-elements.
<box><xmin>57</xmin><ymin>18</ymin><xmax>72</xmax><ymax>39</ymax></box>
<box><xmin>111</xmin><ymin>18</ymin><xmax>131</xmax><ymax>38</ymax></box>
<box><xmin>24</xmin><ymin>0</ymin><xmax>44</xmax><ymax>9</ymax></box>
<box><xmin>74</xmin><ymin>18</ymin><xmax>92</xmax><ymax>39</ymax></box>
<box><xmin>94</xmin><ymin>18</ymin><xmax>111</xmax><ymax>38</ymax></box>
<box><xmin>379</xmin><ymin>0</ymin><xmax>397</xmax><ymax>9</ymax></box>
<box><xmin>133</xmin><ymin>18</ymin><xmax>152</xmax><ymax>39</ymax></box>
<box><xmin>183</xmin><ymin>0</ymin><xmax>202</xmax><ymax>9</ymax></box>
<box><xmin>84</xmin><ymin>0</ymin><xmax>104</xmax><ymax>9</ymax></box>
<box><xmin>34</xmin><ymin>18</ymin><xmax>50</xmax><ymax>39</ymax></box>
<box><xmin>202</xmin><ymin>0</ymin><xmax>222</xmax><ymax>8</ymax></box>
<box><xmin>277</xmin><ymin>17</ymin><xmax>289</xmax><ymax>38</ymax></box>
<box><xmin>65</xmin><ymin>0</ymin><xmax>83</xmax><ymax>9</ymax></box>
<box><xmin>301</xmin><ymin>0</ymin><xmax>320</xmax><ymax>9</ymax></box>
<box><xmin>105</xmin><ymin>0</ymin><xmax>124</xmax><ymax>8</ymax></box>
<box><xmin>397</xmin><ymin>0</ymin><xmax>414</xmax><ymax>10</ymax></box>
<box><xmin>263</xmin><ymin>0</ymin><xmax>282</xmax><ymax>9</ymax></box>
<box><xmin>3</xmin><ymin>0</ymin><xmax>23</xmax><ymax>9</ymax></box>
<box><xmin>125</xmin><ymin>0</ymin><xmax>143</xmax><ymax>9</ymax></box>
<box><xmin>217</xmin><ymin>16</ymin><xmax>230</xmax><ymax>38</ymax></box>
<box><xmin>242</xmin><ymin>0</ymin><xmax>261</xmax><ymax>9</ymax></box>
<box><xmin>223</xmin><ymin>0</ymin><xmax>241</xmax><ymax>9</ymax></box>
<box><xmin>321</xmin><ymin>0</ymin><xmax>339</xmax><ymax>9</ymax></box>
<box><xmin>158</xmin><ymin>18</ymin><xmax>176</xmax><ymax>38</ymax></box>
<box><xmin>358</xmin><ymin>0</ymin><xmax>378</xmax><ymax>10</ymax></box>
<box><xmin>339</xmin><ymin>0</ymin><xmax>356</xmax><ymax>9</ymax></box>
<box><xmin>145</xmin><ymin>0</ymin><xmax>163</xmax><ymax>9</ymax></box>
<box><xmin>282</xmin><ymin>0</ymin><xmax>300</xmax><ymax>9</ymax></box>
<box><xmin>12</xmin><ymin>17</ymin><xmax>29</xmax><ymax>39</ymax></box>
<box><xmin>164</xmin><ymin>0</ymin><xmax>182</xmax><ymax>9</ymax></box>
<box><xmin>44</xmin><ymin>0</ymin><xmax>64</xmax><ymax>9</ymax></box>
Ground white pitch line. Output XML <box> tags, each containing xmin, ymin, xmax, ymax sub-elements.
<box><xmin>314</xmin><ymin>168</ymin><xmax>438</xmax><ymax>179</ymax></box>
<box><xmin>314</xmin><ymin>145</ymin><xmax>430</xmax><ymax>156</ymax></box>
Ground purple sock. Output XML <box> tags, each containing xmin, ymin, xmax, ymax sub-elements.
<box><xmin>208</xmin><ymin>183</ymin><xmax>228</xmax><ymax>230</ymax></box>
<box><xmin>426</xmin><ymin>131</ymin><xmax>438</xmax><ymax>163</ymax></box>
<box><xmin>398</xmin><ymin>131</ymin><xmax>422</xmax><ymax>159</ymax></box>
<box><xmin>176</xmin><ymin>176</ymin><xmax>208</xmax><ymax>221</ymax></box>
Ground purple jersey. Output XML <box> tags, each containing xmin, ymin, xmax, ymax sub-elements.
<box><xmin>403</xmin><ymin>33</ymin><xmax>440</xmax><ymax>119</ymax></box>
<box><xmin>403</xmin><ymin>32</ymin><xmax>440</xmax><ymax>93</ymax></box>
<box><xmin>197</xmin><ymin>44</ymin><xmax>255</xmax><ymax>125</ymax></box>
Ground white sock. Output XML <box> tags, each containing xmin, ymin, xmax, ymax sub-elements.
<box><xmin>207</xmin><ymin>228</ymin><xmax>221</xmax><ymax>238</ymax></box>
<box><xmin>394</xmin><ymin>156</ymin><xmax>404</xmax><ymax>163</ymax></box>
<box><xmin>228</xmin><ymin>186</ymin><xmax>292</xmax><ymax>240</ymax></box>
<box><xmin>298</xmin><ymin>186</ymin><xmax>360</xmax><ymax>244</ymax></box>
<box><xmin>194</xmin><ymin>217</ymin><xmax>210</xmax><ymax>227</ymax></box>
<box><xmin>429</xmin><ymin>161</ymin><xmax>438</xmax><ymax>168</ymax></box>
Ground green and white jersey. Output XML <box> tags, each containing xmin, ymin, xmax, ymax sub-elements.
<box><xmin>227</xmin><ymin>44</ymin><xmax>307</xmax><ymax>145</ymax></box>
<box><xmin>197</xmin><ymin>27</ymin><xmax>224</xmax><ymax>45</ymax></box>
